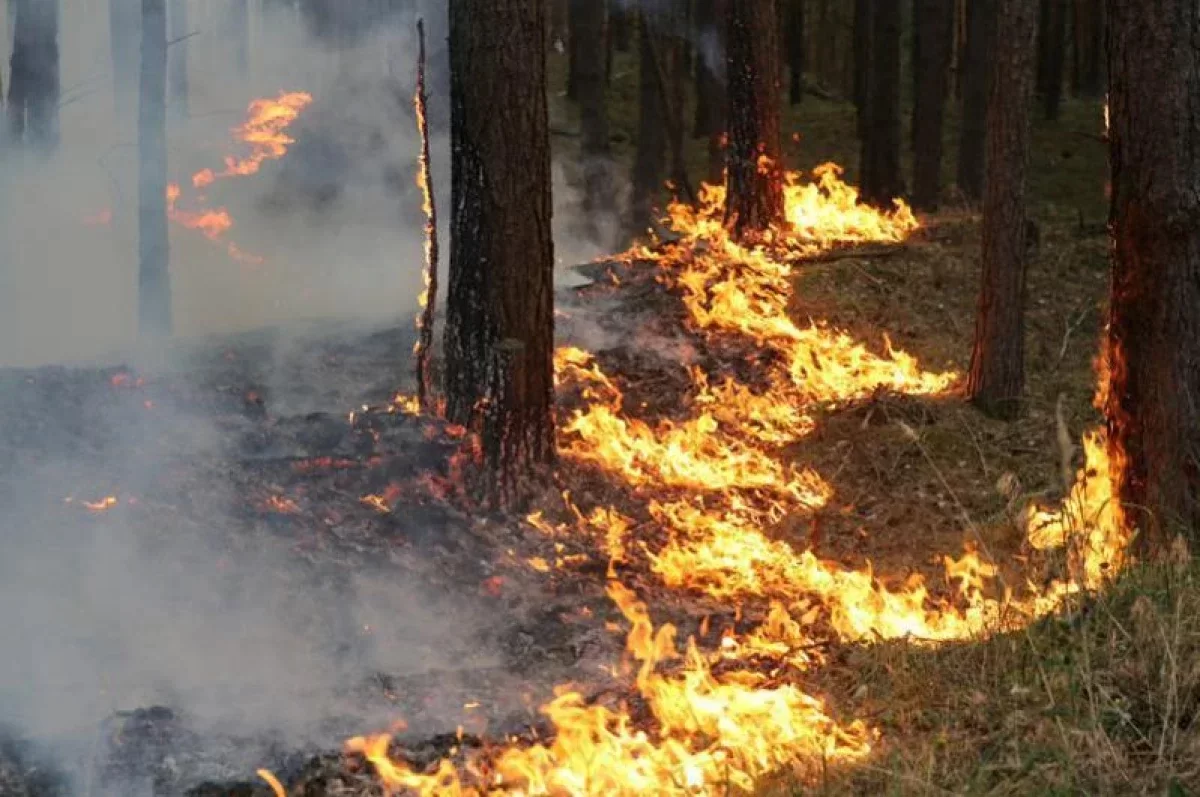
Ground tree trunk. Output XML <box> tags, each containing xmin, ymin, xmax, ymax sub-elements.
<box><xmin>609</xmin><ymin>0</ymin><xmax>631</xmax><ymax>50</ymax></box>
<box><xmin>693</xmin><ymin>0</ymin><xmax>727</xmax><ymax>184</ymax></box>
<box><xmin>111</xmin><ymin>0</ymin><xmax>141</xmax><ymax>120</ymax></box>
<box><xmin>575</xmin><ymin>0</ymin><xmax>617</xmax><ymax>246</ymax></box>
<box><xmin>138</xmin><ymin>0</ymin><xmax>171</xmax><ymax>338</ymax></box>
<box><xmin>629</xmin><ymin>5</ymin><xmax>672</xmax><ymax>236</ymax></box>
<box><xmin>724</xmin><ymin>0</ymin><xmax>784</xmax><ymax>239</ymax></box>
<box><xmin>444</xmin><ymin>0</ymin><xmax>555</xmax><ymax>494</ymax></box>
<box><xmin>566</xmin><ymin>0</ymin><xmax>581</xmax><ymax>101</ymax></box>
<box><xmin>1105</xmin><ymin>0</ymin><xmax>1200</xmax><ymax>550</ymax></box>
<box><xmin>8</xmin><ymin>0</ymin><xmax>59</xmax><ymax>151</ymax></box>
<box><xmin>852</xmin><ymin>0</ymin><xmax>871</xmax><ymax>139</ymax></box>
<box><xmin>1077</xmin><ymin>0</ymin><xmax>1103</xmax><ymax>97</ymax></box>
<box><xmin>168</xmin><ymin>0</ymin><xmax>188</xmax><ymax>118</ymax></box>
<box><xmin>966</xmin><ymin>0</ymin><xmax>1036</xmax><ymax>419</ymax></box>
<box><xmin>1035</xmin><ymin>0</ymin><xmax>1066</xmax><ymax>119</ymax></box>
<box><xmin>911</xmin><ymin>0</ymin><xmax>954</xmax><ymax>210</ymax></box>
<box><xmin>784</xmin><ymin>0</ymin><xmax>805</xmax><ymax>105</ymax></box>
<box><xmin>957</xmin><ymin>0</ymin><xmax>993</xmax><ymax>202</ymax></box>
<box><xmin>859</xmin><ymin>0</ymin><xmax>903</xmax><ymax>206</ymax></box>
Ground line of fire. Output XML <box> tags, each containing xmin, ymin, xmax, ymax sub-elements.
<box><xmin>1</xmin><ymin>1</ymin><xmax>1198</xmax><ymax>796</ymax></box>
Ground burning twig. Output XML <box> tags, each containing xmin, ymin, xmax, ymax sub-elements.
<box><xmin>413</xmin><ymin>18</ymin><xmax>441</xmax><ymax>414</ymax></box>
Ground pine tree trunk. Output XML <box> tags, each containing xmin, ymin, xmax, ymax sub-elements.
<box><xmin>911</xmin><ymin>0</ymin><xmax>953</xmax><ymax>210</ymax></box>
<box><xmin>1078</xmin><ymin>0</ymin><xmax>1103</xmax><ymax>97</ymax></box>
<box><xmin>724</xmin><ymin>0</ymin><xmax>784</xmax><ymax>239</ymax></box>
<box><xmin>1035</xmin><ymin>0</ymin><xmax>1065</xmax><ymax>119</ymax></box>
<box><xmin>444</xmin><ymin>0</ymin><xmax>555</xmax><ymax>493</ymax></box>
<box><xmin>138</xmin><ymin>0</ymin><xmax>171</xmax><ymax>338</ymax></box>
<box><xmin>852</xmin><ymin>0</ymin><xmax>871</xmax><ymax>139</ymax></box>
<box><xmin>966</xmin><ymin>0</ymin><xmax>1036</xmax><ymax>419</ymax></box>
<box><xmin>576</xmin><ymin>0</ymin><xmax>617</xmax><ymax>245</ymax></box>
<box><xmin>693</xmin><ymin>0</ymin><xmax>727</xmax><ymax>184</ymax></box>
<box><xmin>785</xmin><ymin>0</ymin><xmax>805</xmax><ymax>104</ymax></box>
<box><xmin>630</xmin><ymin>6</ymin><xmax>670</xmax><ymax>236</ymax></box>
<box><xmin>957</xmin><ymin>0</ymin><xmax>993</xmax><ymax>202</ymax></box>
<box><xmin>111</xmin><ymin>0</ymin><xmax>141</xmax><ymax>120</ymax></box>
<box><xmin>8</xmin><ymin>0</ymin><xmax>59</xmax><ymax>151</ymax></box>
<box><xmin>859</xmin><ymin>0</ymin><xmax>903</xmax><ymax>206</ymax></box>
<box><xmin>1105</xmin><ymin>0</ymin><xmax>1200</xmax><ymax>550</ymax></box>
<box><xmin>168</xmin><ymin>0</ymin><xmax>188</xmax><ymax>118</ymax></box>
<box><xmin>609</xmin><ymin>0</ymin><xmax>631</xmax><ymax>51</ymax></box>
<box><xmin>566</xmin><ymin>0</ymin><xmax>581</xmax><ymax>101</ymax></box>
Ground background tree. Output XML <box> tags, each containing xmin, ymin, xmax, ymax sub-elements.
<box><xmin>1035</xmin><ymin>0</ymin><xmax>1066</xmax><ymax>120</ymax></box>
<box><xmin>957</xmin><ymin>0</ymin><xmax>993</xmax><ymax>202</ymax></box>
<box><xmin>784</xmin><ymin>0</ymin><xmax>805</xmax><ymax>105</ymax></box>
<box><xmin>111</xmin><ymin>0</ymin><xmax>141</xmax><ymax>120</ymax></box>
<box><xmin>575</xmin><ymin>0</ymin><xmax>617</xmax><ymax>246</ymax></box>
<box><xmin>168</xmin><ymin>0</ymin><xmax>189</xmax><ymax>118</ymax></box>
<box><xmin>1105</xmin><ymin>0</ymin><xmax>1200</xmax><ymax>550</ymax></box>
<box><xmin>1070</xmin><ymin>0</ymin><xmax>1104</xmax><ymax>97</ymax></box>
<box><xmin>444</xmin><ymin>0</ymin><xmax>555</xmax><ymax>495</ymax></box>
<box><xmin>852</xmin><ymin>0</ymin><xmax>870</xmax><ymax>139</ymax></box>
<box><xmin>692</xmin><ymin>0</ymin><xmax>727</xmax><ymax>184</ymax></box>
<box><xmin>911</xmin><ymin>0</ymin><xmax>954</xmax><ymax>210</ymax></box>
<box><xmin>966</xmin><ymin>0</ymin><xmax>1037</xmax><ymax>418</ymax></box>
<box><xmin>858</xmin><ymin>0</ymin><xmax>903</xmax><ymax>206</ymax></box>
<box><xmin>8</xmin><ymin>0</ymin><xmax>60</xmax><ymax>151</ymax></box>
<box><xmin>724</xmin><ymin>0</ymin><xmax>783</xmax><ymax>238</ymax></box>
<box><xmin>138</xmin><ymin>0</ymin><xmax>171</xmax><ymax>338</ymax></box>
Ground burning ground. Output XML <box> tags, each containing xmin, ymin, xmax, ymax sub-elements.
<box><xmin>2</xmin><ymin>135</ymin><xmax>1155</xmax><ymax>795</ymax></box>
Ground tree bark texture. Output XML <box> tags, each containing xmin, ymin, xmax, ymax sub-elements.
<box><xmin>444</xmin><ymin>0</ymin><xmax>556</xmax><ymax>486</ymax></box>
<box><xmin>1035</xmin><ymin>0</ymin><xmax>1066</xmax><ymax>119</ymax></box>
<box><xmin>575</xmin><ymin>0</ymin><xmax>617</xmax><ymax>245</ymax></box>
<box><xmin>724</xmin><ymin>0</ymin><xmax>784</xmax><ymax>238</ymax></box>
<box><xmin>966</xmin><ymin>0</ymin><xmax>1036</xmax><ymax>419</ymax></box>
<box><xmin>1105</xmin><ymin>0</ymin><xmax>1200</xmax><ymax>548</ymax></box>
<box><xmin>138</xmin><ymin>0</ymin><xmax>171</xmax><ymax>338</ymax></box>
<box><xmin>911</xmin><ymin>0</ymin><xmax>954</xmax><ymax>210</ymax></box>
<box><xmin>785</xmin><ymin>0</ymin><xmax>805</xmax><ymax>105</ymax></box>
<box><xmin>692</xmin><ymin>0</ymin><xmax>727</xmax><ymax>184</ymax></box>
<box><xmin>8</xmin><ymin>0</ymin><xmax>59</xmax><ymax>151</ymax></box>
<box><xmin>859</xmin><ymin>0</ymin><xmax>903</xmax><ymax>206</ymax></box>
<box><xmin>111</xmin><ymin>0</ymin><xmax>141</xmax><ymax>121</ymax></box>
<box><xmin>957</xmin><ymin>0</ymin><xmax>993</xmax><ymax>202</ymax></box>
<box><xmin>168</xmin><ymin>0</ymin><xmax>188</xmax><ymax>118</ymax></box>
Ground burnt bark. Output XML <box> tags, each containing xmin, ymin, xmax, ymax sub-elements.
<box><xmin>724</xmin><ymin>0</ymin><xmax>784</xmax><ymax>238</ymax></box>
<box><xmin>444</xmin><ymin>0</ymin><xmax>555</xmax><ymax>490</ymax></box>
<box><xmin>966</xmin><ymin>0</ymin><xmax>1036</xmax><ymax>419</ymax></box>
<box><xmin>138</xmin><ymin>0</ymin><xmax>171</xmax><ymax>338</ymax></box>
<box><xmin>957</xmin><ymin>0</ymin><xmax>993</xmax><ymax>202</ymax></box>
<box><xmin>692</xmin><ymin>0</ymin><xmax>727</xmax><ymax>184</ymax></box>
<box><xmin>111</xmin><ymin>0</ymin><xmax>141</xmax><ymax>120</ymax></box>
<box><xmin>852</xmin><ymin>0</ymin><xmax>871</xmax><ymax>139</ymax></box>
<box><xmin>859</xmin><ymin>0</ymin><xmax>903</xmax><ymax>206</ymax></box>
<box><xmin>7</xmin><ymin>0</ymin><xmax>59</xmax><ymax>151</ymax></box>
<box><xmin>168</xmin><ymin>0</ymin><xmax>188</xmax><ymax>118</ymax></box>
<box><xmin>1035</xmin><ymin>0</ymin><xmax>1066</xmax><ymax>119</ymax></box>
<box><xmin>911</xmin><ymin>0</ymin><xmax>954</xmax><ymax>210</ymax></box>
<box><xmin>1105</xmin><ymin>0</ymin><xmax>1200</xmax><ymax>549</ymax></box>
<box><xmin>785</xmin><ymin>0</ymin><xmax>805</xmax><ymax>105</ymax></box>
<box><xmin>575</xmin><ymin>0</ymin><xmax>617</xmax><ymax>245</ymax></box>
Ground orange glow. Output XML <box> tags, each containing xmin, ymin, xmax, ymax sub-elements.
<box><xmin>83</xmin><ymin>496</ymin><xmax>118</xmax><ymax>512</ymax></box>
<box><xmin>256</xmin><ymin>769</ymin><xmax>286</xmax><ymax>797</ymax></box>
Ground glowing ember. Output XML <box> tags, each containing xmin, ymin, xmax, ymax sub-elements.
<box><xmin>256</xmin><ymin>769</ymin><xmax>286</xmax><ymax>797</ymax></box>
<box><xmin>262</xmin><ymin>495</ymin><xmax>300</xmax><ymax>514</ymax></box>
<box><xmin>82</xmin><ymin>496</ymin><xmax>118</xmax><ymax>512</ymax></box>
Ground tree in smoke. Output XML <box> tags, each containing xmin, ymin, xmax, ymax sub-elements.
<box><xmin>1104</xmin><ymin>0</ymin><xmax>1200</xmax><ymax>550</ymax></box>
<box><xmin>111</xmin><ymin>0</ymin><xmax>141</xmax><ymax>120</ymax></box>
<box><xmin>724</xmin><ymin>0</ymin><xmax>783</xmax><ymax>238</ymax></box>
<box><xmin>1035</xmin><ymin>0</ymin><xmax>1066</xmax><ymax>120</ymax></box>
<box><xmin>139</xmin><ymin>0</ymin><xmax>171</xmax><ymax>338</ymax></box>
<box><xmin>692</xmin><ymin>0</ymin><xmax>727</xmax><ymax>185</ymax></box>
<box><xmin>168</xmin><ymin>0</ymin><xmax>189</xmax><ymax>118</ymax></box>
<box><xmin>444</xmin><ymin>0</ymin><xmax>555</xmax><ymax>498</ymax></box>
<box><xmin>574</xmin><ymin>0</ymin><xmax>618</xmax><ymax>246</ymax></box>
<box><xmin>957</xmin><ymin>0</ymin><xmax>994</xmax><ymax>202</ymax></box>
<box><xmin>911</xmin><ymin>0</ymin><xmax>954</xmax><ymax>211</ymax></box>
<box><xmin>7</xmin><ymin>0</ymin><xmax>60</xmax><ymax>151</ymax></box>
<box><xmin>966</xmin><ymin>0</ymin><xmax>1037</xmax><ymax>419</ymax></box>
<box><xmin>857</xmin><ymin>0</ymin><xmax>903</xmax><ymax>206</ymax></box>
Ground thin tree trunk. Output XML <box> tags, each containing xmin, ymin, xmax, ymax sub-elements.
<box><xmin>859</xmin><ymin>0</ymin><xmax>903</xmax><ymax>205</ymax></box>
<box><xmin>1035</xmin><ymin>0</ymin><xmax>1065</xmax><ymax>119</ymax></box>
<box><xmin>852</xmin><ymin>0</ymin><xmax>871</xmax><ymax>139</ymax></box>
<box><xmin>1105</xmin><ymin>0</ymin><xmax>1200</xmax><ymax>550</ymax></box>
<box><xmin>911</xmin><ymin>0</ymin><xmax>954</xmax><ymax>210</ymax></box>
<box><xmin>1078</xmin><ymin>0</ymin><xmax>1103</xmax><ymax>96</ymax></box>
<box><xmin>566</xmin><ymin>0</ymin><xmax>581</xmax><ymax>101</ymax></box>
<box><xmin>724</xmin><ymin>0</ymin><xmax>784</xmax><ymax>239</ymax></box>
<box><xmin>785</xmin><ymin>0</ymin><xmax>805</xmax><ymax>104</ymax></box>
<box><xmin>168</xmin><ymin>0</ymin><xmax>188</xmax><ymax>118</ymax></box>
<box><xmin>957</xmin><ymin>0</ymin><xmax>993</xmax><ymax>202</ymax></box>
<box><xmin>576</xmin><ymin>0</ymin><xmax>617</xmax><ymax>246</ymax></box>
<box><xmin>609</xmin><ymin>0</ymin><xmax>631</xmax><ymax>50</ymax></box>
<box><xmin>629</xmin><ymin>6</ymin><xmax>670</xmax><ymax>236</ymax></box>
<box><xmin>692</xmin><ymin>0</ymin><xmax>727</xmax><ymax>184</ymax></box>
<box><xmin>139</xmin><ymin>0</ymin><xmax>171</xmax><ymax>338</ymax></box>
<box><xmin>444</xmin><ymin>0</ymin><xmax>555</xmax><ymax>495</ymax></box>
<box><xmin>8</xmin><ymin>0</ymin><xmax>59</xmax><ymax>151</ymax></box>
<box><xmin>966</xmin><ymin>0</ymin><xmax>1036</xmax><ymax>419</ymax></box>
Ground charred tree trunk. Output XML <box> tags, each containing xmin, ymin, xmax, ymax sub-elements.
<box><xmin>852</xmin><ymin>0</ymin><xmax>871</xmax><ymax>139</ymax></box>
<box><xmin>444</xmin><ymin>0</ymin><xmax>555</xmax><ymax>493</ymax></box>
<box><xmin>576</xmin><ymin>0</ymin><xmax>617</xmax><ymax>246</ymax></box>
<box><xmin>1105</xmin><ymin>0</ymin><xmax>1200</xmax><ymax>549</ymax></box>
<box><xmin>693</xmin><ymin>0</ymin><xmax>727</xmax><ymax>184</ymax></box>
<box><xmin>785</xmin><ymin>0</ymin><xmax>805</xmax><ymax>104</ymax></box>
<box><xmin>966</xmin><ymin>0</ymin><xmax>1036</xmax><ymax>419</ymax></box>
<box><xmin>168</xmin><ymin>0</ymin><xmax>189</xmax><ymax>118</ymax></box>
<box><xmin>111</xmin><ymin>0</ymin><xmax>141</xmax><ymax>120</ymax></box>
<box><xmin>724</xmin><ymin>0</ymin><xmax>784</xmax><ymax>238</ymax></box>
<box><xmin>8</xmin><ymin>0</ymin><xmax>59</xmax><ymax>151</ymax></box>
<box><xmin>1035</xmin><ymin>0</ymin><xmax>1066</xmax><ymax>119</ymax></box>
<box><xmin>957</xmin><ymin>0</ymin><xmax>993</xmax><ymax>202</ymax></box>
<box><xmin>138</xmin><ymin>0</ymin><xmax>171</xmax><ymax>338</ymax></box>
<box><xmin>629</xmin><ymin>4</ymin><xmax>672</xmax><ymax>236</ymax></box>
<box><xmin>911</xmin><ymin>0</ymin><xmax>954</xmax><ymax>210</ymax></box>
<box><xmin>859</xmin><ymin>0</ymin><xmax>903</xmax><ymax>205</ymax></box>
